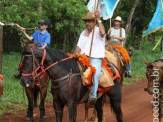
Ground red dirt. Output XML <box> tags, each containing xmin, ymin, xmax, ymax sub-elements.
<box><xmin>0</xmin><ymin>79</ymin><xmax>156</xmax><ymax>122</ymax></box>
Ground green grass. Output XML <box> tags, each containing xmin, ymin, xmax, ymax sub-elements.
<box><xmin>0</xmin><ymin>39</ymin><xmax>162</xmax><ymax>117</ymax></box>
<box><xmin>0</xmin><ymin>52</ymin><xmax>53</xmax><ymax>117</ymax></box>
<box><xmin>123</xmin><ymin>39</ymin><xmax>162</xmax><ymax>85</ymax></box>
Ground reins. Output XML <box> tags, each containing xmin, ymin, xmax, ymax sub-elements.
<box><xmin>22</xmin><ymin>49</ymin><xmax>73</xmax><ymax>79</ymax></box>
<box><xmin>21</xmin><ymin>49</ymin><xmax>74</xmax><ymax>100</ymax></box>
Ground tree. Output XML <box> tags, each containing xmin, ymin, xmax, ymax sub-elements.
<box><xmin>0</xmin><ymin>0</ymin><xmax>87</xmax><ymax>52</ymax></box>
<box><xmin>125</xmin><ymin>0</ymin><xmax>139</xmax><ymax>41</ymax></box>
<box><xmin>113</xmin><ymin>0</ymin><xmax>157</xmax><ymax>48</ymax></box>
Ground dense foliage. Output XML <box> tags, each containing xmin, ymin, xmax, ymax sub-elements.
<box><xmin>0</xmin><ymin>0</ymin><xmax>159</xmax><ymax>51</ymax></box>
<box><xmin>0</xmin><ymin>0</ymin><xmax>88</xmax><ymax>52</ymax></box>
<box><xmin>113</xmin><ymin>0</ymin><xmax>157</xmax><ymax>48</ymax></box>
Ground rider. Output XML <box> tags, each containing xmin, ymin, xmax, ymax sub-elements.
<box><xmin>74</xmin><ymin>11</ymin><xmax>105</xmax><ymax>105</ymax></box>
<box><xmin>14</xmin><ymin>19</ymin><xmax>51</xmax><ymax>79</ymax></box>
<box><xmin>107</xmin><ymin>16</ymin><xmax>132</xmax><ymax>78</ymax></box>
<box><xmin>18</xmin><ymin>19</ymin><xmax>51</xmax><ymax>49</ymax></box>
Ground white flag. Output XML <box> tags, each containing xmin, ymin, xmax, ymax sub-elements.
<box><xmin>87</xmin><ymin>0</ymin><xmax>120</xmax><ymax>20</ymax></box>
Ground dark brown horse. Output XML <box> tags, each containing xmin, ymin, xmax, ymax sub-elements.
<box><xmin>20</xmin><ymin>42</ymin><xmax>50</xmax><ymax>122</ymax></box>
<box><xmin>144</xmin><ymin>59</ymin><xmax>163</xmax><ymax>122</ymax></box>
<box><xmin>21</xmin><ymin>48</ymin><xmax>122</xmax><ymax>122</ymax></box>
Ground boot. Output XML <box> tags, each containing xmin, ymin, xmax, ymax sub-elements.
<box><xmin>125</xmin><ymin>72</ymin><xmax>132</xmax><ymax>78</ymax></box>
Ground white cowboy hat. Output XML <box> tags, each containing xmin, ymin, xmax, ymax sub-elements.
<box><xmin>114</xmin><ymin>16</ymin><xmax>124</xmax><ymax>24</ymax></box>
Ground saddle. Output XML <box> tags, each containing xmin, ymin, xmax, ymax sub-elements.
<box><xmin>113</xmin><ymin>48</ymin><xmax>125</xmax><ymax>66</ymax></box>
<box><xmin>112</xmin><ymin>45</ymin><xmax>130</xmax><ymax>65</ymax></box>
<box><xmin>76</xmin><ymin>53</ymin><xmax>120</xmax><ymax>92</ymax></box>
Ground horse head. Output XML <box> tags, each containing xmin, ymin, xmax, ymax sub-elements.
<box><xmin>23</xmin><ymin>40</ymin><xmax>40</xmax><ymax>49</ymax></box>
<box><xmin>144</xmin><ymin>59</ymin><xmax>163</xmax><ymax>95</ymax></box>
<box><xmin>105</xmin><ymin>41</ymin><xmax>114</xmax><ymax>53</ymax></box>
<box><xmin>20</xmin><ymin>42</ymin><xmax>42</xmax><ymax>87</ymax></box>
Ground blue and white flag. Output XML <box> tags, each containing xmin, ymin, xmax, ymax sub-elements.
<box><xmin>87</xmin><ymin>0</ymin><xmax>120</xmax><ymax>20</ymax></box>
<box><xmin>142</xmin><ymin>0</ymin><xmax>163</xmax><ymax>38</ymax></box>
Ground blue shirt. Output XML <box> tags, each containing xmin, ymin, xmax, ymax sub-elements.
<box><xmin>31</xmin><ymin>30</ymin><xmax>51</xmax><ymax>48</ymax></box>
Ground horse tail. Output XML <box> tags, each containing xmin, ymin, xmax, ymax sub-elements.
<box><xmin>34</xmin><ymin>90</ymin><xmax>38</xmax><ymax>107</ymax></box>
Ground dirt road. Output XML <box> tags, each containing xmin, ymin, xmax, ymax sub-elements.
<box><xmin>0</xmin><ymin>79</ymin><xmax>155</xmax><ymax>122</ymax></box>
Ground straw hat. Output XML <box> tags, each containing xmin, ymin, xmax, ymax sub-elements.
<box><xmin>82</xmin><ymin>12</ymin><xmax>95</xmax><ymax>21</ymax></box>
<box><xmin>114</xmin><ymin>16</ymin><xmax>124</xmax><ymax>24</ymax></box>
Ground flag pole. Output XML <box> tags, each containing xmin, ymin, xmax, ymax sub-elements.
<box><xmin>110</xmin><ymin>18</ymin><xmax>111</xmax><ymax>30</ymax></box>
<box><xmin>89</xmin><ymin>0</ymin><xmax>100</xmax><ymax>58</ymax></box>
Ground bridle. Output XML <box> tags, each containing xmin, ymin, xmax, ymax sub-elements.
<box><xmin>146</xmin><ymin>63</ymin><xmax>163</xmax><ymax>77</ymax></box>
<box><xmin>21</xmin><ymin>49</ymin><xmax>73</xmax><ymax>80</ymax></box>
<box><xmin>146</xmin><ymin>63</ymin><xmax>163</xmax><ymax>94</ymax></box>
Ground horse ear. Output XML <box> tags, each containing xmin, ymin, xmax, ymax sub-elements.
<box><xmin>144</xmin><ymin>60</ymin><xmax>149</xmax><ymax>65</ymax></box>
<box><xmin>35</xmin><ymin>40</ymin><xmax>40</xmax><ymax>46</ymax></box>
<box><xmin>23</xmin><ymin>40</ymin><xmax>28</xmax><ymax>44</ymax></box>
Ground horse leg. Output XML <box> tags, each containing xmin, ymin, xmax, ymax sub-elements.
<box><xmin>106</xmin><ymin>80</ymin><xmax>123</xmax><ymax>122</ymax></box>
<box><xmin>84</xmin><ymin>102</ymin><xmax>89</xmax><ymax>122</ymax></box>
<box><xmin>53</xmin><ymin>99</ymin><xmax>65</xmax><ymax>122</ymax></box>
<box><xmin>68</xmin><ymin>101</ymin><xmax>77</xmax><ymax>122</ymax></box>
<box><xmin>90</xmin><ymin>109</ymin><xmax>98</xmax><ymax>121</ymax></box>
<box><xmin>34</xmin><ymin>89</ymin><xmax>38</xmax><ymax>107</ymax></box>
<box><xmin>39</xmin><ymin>87</ymin><xmax>48</xmax><ymax>122</ymax></box>
<box><xmin>25</xmin><ymin>88</ymin><xmax>34</xmax><ymax>122</ymax></box>
<box><xmin>95</xmin><ymin>95</ymin><xmax>104</xmax><ymax>122</ymax></box>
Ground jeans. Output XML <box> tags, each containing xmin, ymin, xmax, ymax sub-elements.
<box><xmin>125</xmin><ymin>62</ymin><xmax>131</xmax><ymax>73</ymax></box>
<box><xmin>89</xmin><ymin>58</ymin><xmax>102</xmax><ymax>99</ymax></box>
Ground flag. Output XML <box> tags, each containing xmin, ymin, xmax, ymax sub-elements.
<box><xmin>142</xmin><ymin>0</ymin><xmax>163</xmax><ymax>38</ymax></box>
<box><xmin>87</xmin><ymin>0</ymin><xmax>120</xmax><ymax>20</ymax></box>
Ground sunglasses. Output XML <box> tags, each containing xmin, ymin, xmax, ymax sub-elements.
<box><xmin>84</xmin><ymin>20</ymin><xmax>94</xmax><ymax>23</ymax></box>
<box><xmin>115</xmin><ymin>20</ymin><xmax>121</xmax><ymax>23</ymax></box>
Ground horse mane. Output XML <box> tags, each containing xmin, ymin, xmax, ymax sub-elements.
<box><xmin>46</xmin><ymin>49</ymin><xmax>79</xmax><ymax>73</ymax></box>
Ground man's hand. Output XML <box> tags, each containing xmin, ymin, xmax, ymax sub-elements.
<box><xmin>73</xmin><ymin>51</ymin><xmax>78</xmax><ymax>58</ymax></box>
<box><xmin>20</xmin><ymin>27</ymin><xmax>26</xmax><ymax>32</ymax></box>
<box><xmin>112</xmin><ymin>35</ymin><xmax>118</xmax><ymax>39</ymax></box>
<box><xmin>37</xmin><ymin>47</ymin><xmax>43</xmax><ymax>49</ymax></box>
<box><xmin>95</xmin><ymin>11</ymin><xmax>100</xmax><ymax>20</ymax></box>
<box><xmin>73</xmin><ymin>46</ymin><xmax>81</xmax><ymax>58</ymax></box>
<box><xmin>15</xmin><ymin>24</ymin><xmax>25</xmax><ymax>32</ymax></box>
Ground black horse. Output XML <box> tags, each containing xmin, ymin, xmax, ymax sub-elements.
<box><xmin>21</xmin><ymin>48</ymin><xmax>122</xmax><ymax>122</ymax></box>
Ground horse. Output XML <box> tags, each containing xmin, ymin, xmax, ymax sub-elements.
<box><xmin>84</xmin><ymin>48</ymin><xmax>123</xmax><ymax>122</ymax></box>
<box><xmin>105</xmin><ymin>42</ymin><xmax>125</xmax><ymax>82</ymax></box>
<box><xmin>20</xmin><ymin>41</ymin><xmax>50</xmax><ymax>122</ymax></box>
<box><xmin>84</xmin><ymin>42</ymin><xmax>125</xmax><ymax>121</ymax></box>
<box><xmin>21</xmin><ymin>47</ymin><xmax>123</xmax><ymax>122</ymax></box>
<box><xmin>144</xmin><ymin>59</ymin><xmax>163</xmax><ymax>121</ymax></box>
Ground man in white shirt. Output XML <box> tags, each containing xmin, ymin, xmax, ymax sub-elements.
<box><xmin>107</xmin><ymin>16</ymin><xmax>125</xmax><ymax>46</ymax></box>
<box><xmin>107</xmin><ymin>16</ymin><xmax>132</xmax><ymax>78</ymax></box>
<box><xmin>74</xmin><ymin>11</ymin><xmax>105</xmax><ymax>105</ymax></box>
